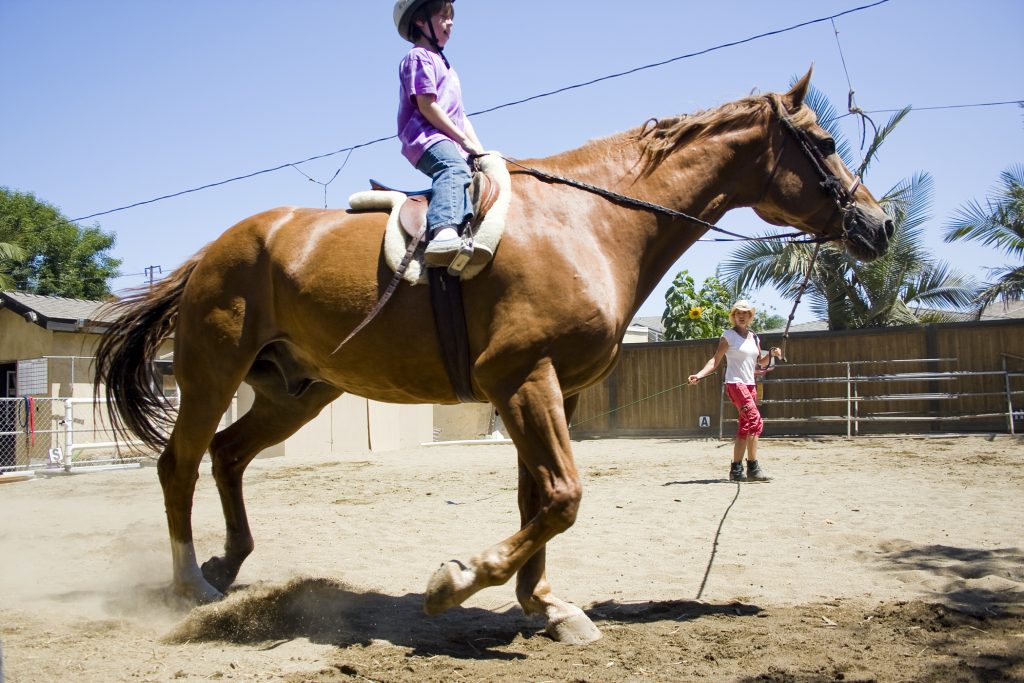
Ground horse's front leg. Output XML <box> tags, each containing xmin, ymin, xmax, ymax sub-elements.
<box><xmin>510</xmin><ymin>394</ymin><xmax>597</xmax><ymax>643</ymax></box>
<box><xmin>424</xmin><ymin>364</ymin><xmax>601</xmax><ymax>644</ymax></box>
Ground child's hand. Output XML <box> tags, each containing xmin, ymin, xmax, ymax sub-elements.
<box><xmin>462</xmin><ymin>139</ymin><xmax>485</xmax><ymax>156</ymax></box>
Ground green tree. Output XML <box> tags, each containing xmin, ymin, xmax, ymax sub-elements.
<box><xmin>0</xmin><ymin>188</ymin><xmax>121</xmax><ymax>298</ymax></box>
<box><xmin>662</xmin><ymin>271</ymin><xmax>780</xmax><ymax>339</ymax></box>
<box><xmin>942</xmin><ymin>164</ymin><xmax>1024</xmax><ymax>313</ymax></box>
<box><xmin>662</xmin><ymin>271</ymin><xmax>732</xmax><ymax>340</ymax></box>
<box><xmin>718</xmin><ymin>86</ymin><xmax>976</xmax><ymax>330</ymax></box>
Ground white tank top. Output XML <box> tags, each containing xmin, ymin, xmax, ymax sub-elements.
<box><xmin>723</xmin><ymin>328</ymin><xmax>759</xmax><ymax>385</ymax></box>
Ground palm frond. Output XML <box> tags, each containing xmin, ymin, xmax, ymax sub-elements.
<box><xmin>974</xmin><ymin>265</ymin><xmax>1024</xmax><ymax>309</ymax></box>
<box><xmin>800</xmin><ymin>82</ymin><xmax>855</xmax><ymax>169</ymax></box>
<box><xmin>943</xmin><ymin>163</ymin><xmax>1024</xmax><ymax>257</ymax></box>
<box><xmin>717</xmin><ymin>238</ymin><xmax>810</xmax><ymax>292</ymax></box>
<box><xmin>880</xmin><ymin>172</ymin><xmax>933</xmax><ymax>234</ymax></box>
<box><xmin>0</xmin><ymin>241</ymin><xmax>26</xmax><ymax>262</ymax></box>
<box><xmin>904</xmin><ymin>262</ymin><xmax>979</xmax><ymax>310</ymax></box>
<box><xmin>856</xmin><ymin>107</ymin><xmax>911</xmax><ymax>178</ymax></box>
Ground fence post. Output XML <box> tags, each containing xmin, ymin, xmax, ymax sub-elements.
<box><xmin>846</xmin><ymin>362</ymin><xmax>852</xmax><ymax>438</ymax></box>
<box><xmin>1005</xmin><ymin>357</ymin><xmax>1015</xmax><ymax>435</ymax></box>
<box><xmin>63</xmin><ymin>399</ymin><xmax>74</xmax><ymax>471</ymax></box>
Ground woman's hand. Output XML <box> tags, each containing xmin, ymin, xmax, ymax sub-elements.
<box><xmin>688</xmin><ymin>374</ymin><xmax>701</xmax><ymax>384</ymax></box>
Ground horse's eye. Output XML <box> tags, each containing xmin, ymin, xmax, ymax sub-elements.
<box><xmin>818</xmin><ymin>137</ymin><xmax>836</xmax><ymax>156</ymax></box>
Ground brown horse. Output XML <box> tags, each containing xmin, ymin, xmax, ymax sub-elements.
<box><xmin>95</xmin><ymin>71</ymin><xmax>892</xmax><ymax>644</ymax></box>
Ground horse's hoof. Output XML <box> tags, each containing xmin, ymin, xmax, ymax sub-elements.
<box><xmin>174</xmin><ymin>579</ymin><xmax>224</xmax><ymax>605</ymax></box>
<box><xmin>546</xmin><ymin>608</ymin><xmax>602</xmax><ymax>645</ymax></box>
<box><xmin>201</xmin><ymin>556</ymin><xmax>238</xmax><ymax>593</ymax></box>
<box><xmin>424</xmin><ymin>560</ymin><xmax>475</xmax><ymax>615</ymax></box>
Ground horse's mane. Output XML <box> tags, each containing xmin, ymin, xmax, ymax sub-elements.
<box><xmin>636</xmin><ymin>93</ymin><xmax>818</xmax><ymax>176</ymax></box>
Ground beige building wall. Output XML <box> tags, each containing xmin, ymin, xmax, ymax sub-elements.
<box><xmin>236</xmin><ymin>383</ymin><xmax>433</xmax><ymax>458</ymax></box>
<box><xmin>0</xmin><ymin>309</ymin><xmax>52</xmax><ymax>361</ymax></box>
<box><xmin>433</xmin><ymin>403</ymin><xmax>498</xmax><ymax>441</ymax></box>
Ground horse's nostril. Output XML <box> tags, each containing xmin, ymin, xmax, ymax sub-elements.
<box><xmin>883</xmin><ymin>219</ymin><xmax>895</xmax><ymax>239</ymax></box>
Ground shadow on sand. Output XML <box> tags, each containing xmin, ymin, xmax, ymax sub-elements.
<box><xmin>161</xmin><ymin>577</ymin><xmax>762</xmax><ymax>659</ymax></box>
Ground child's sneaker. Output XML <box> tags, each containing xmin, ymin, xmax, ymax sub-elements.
<box><xmin>729</xmin><ymin>461</ymin><xmax>745</xmax><ymax>481</ymax></box>
<box><xmin>746</xmin><ymin>460</ymin><xmax>770</xmax><ymax>481</ymax></box>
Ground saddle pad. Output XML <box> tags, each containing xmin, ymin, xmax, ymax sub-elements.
<box><xmin>348</xmin><ymin>152</ymin><xmax>511</xmax><ymax>285</ymax></box>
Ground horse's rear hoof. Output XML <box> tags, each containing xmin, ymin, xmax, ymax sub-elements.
<box><xmin>201</xmin><ymin>555</ymin><xmax>239</xmax><ymax>593</ymax></box>
<box><xmin>546</xmin><ymin>608</ymin><xmax>602</xmax><ymax>645</ymax></box>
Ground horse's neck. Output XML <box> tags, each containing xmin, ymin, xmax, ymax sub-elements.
<box><xmin>531</xmin><ymin>126</ymin><xmax>767</xmax><ymax>316</ymax></box>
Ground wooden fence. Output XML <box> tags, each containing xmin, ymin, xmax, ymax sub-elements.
<box><xmin>569</xmin><ymin>318</ymin><xmax>1024</xmax><ymax>438</ymax></box>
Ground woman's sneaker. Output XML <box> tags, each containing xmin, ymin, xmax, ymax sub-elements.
<box><xmin>729</xmin><ymin>462</ymin><xmax>745</xmax><ymax>481</ymax></box>
<box><xmin>746</xmin><ymin>460</ymin><xmax>770</xmax><ymax>481</ymax></box>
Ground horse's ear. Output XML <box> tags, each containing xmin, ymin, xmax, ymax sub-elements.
<box><xmin>783</xmin><ymin>65</ymin><xmax>814</xmax><ymax>112</ymax></box>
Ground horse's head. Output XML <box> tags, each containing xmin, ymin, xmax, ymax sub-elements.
<box><xmin>751</xmin><ymin>69</ymin><xmax>894</xmax><ymax>261</ymax></box>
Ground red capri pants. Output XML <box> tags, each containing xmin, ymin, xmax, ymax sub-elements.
<box><xmin>725</xmin><ymin>383</ymin><xmax>763</xmax><ymax>438</ymax></box>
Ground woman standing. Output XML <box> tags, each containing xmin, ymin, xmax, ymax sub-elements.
<box><xmin>689</xmin><ymin>301</ymin><xmax>782</xmax><ymax>481</ymax></box>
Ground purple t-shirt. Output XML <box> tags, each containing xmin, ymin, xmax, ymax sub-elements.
<box><xmin>397</xmin><ymin>47</ymin><xmax>467</xmax><ymax>166</ymax></box>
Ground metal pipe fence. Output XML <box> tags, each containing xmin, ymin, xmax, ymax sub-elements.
<box><xmin>0</xmin><ymin>397</ymin><xmax>157</xmax><ymax>474</ymax></box>
<box><xmin>719</xmin><ymin>357</ymin><xmax>1024</xmax><ymax>438</ymax></box>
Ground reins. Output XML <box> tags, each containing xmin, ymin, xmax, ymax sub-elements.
<box><xmin>496</xmin><ymin>155</ymin><xmax>802</xmax><ymax>244</ymax></box>
<box><xmin>491</xmin><ymin>95</ymin><xmax>862</xmax><ymax>247</ymax></box>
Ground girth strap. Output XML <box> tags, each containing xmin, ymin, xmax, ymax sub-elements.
<box><xmin>428</xmin><ymin>269</ymin><xmax>479</xmax><ymax>403</ymax></box>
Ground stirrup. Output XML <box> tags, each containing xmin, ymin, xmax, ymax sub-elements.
<box><xmin>446</xmin><ymin>238</ymin><xmax>475</xmax><ymax>276</ymax></box>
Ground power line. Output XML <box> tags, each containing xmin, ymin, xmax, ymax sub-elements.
<box><xmin>68</xmin><ymin>0</ymin><xmax>895</xmax><ymax>225</ymax></box>
<box><xmin>852</xmin><ymin>100</ymin><xmax>1024</xmax><ymax>114</ymax></box>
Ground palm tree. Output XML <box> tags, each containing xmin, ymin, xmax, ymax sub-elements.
<box><xmin>942</xmin><ymin>163</ymin><xmax>1024</xmax><ymax>314</ymax></box>
<box><xmin>0</xmin><ymin>240</ymin><xmax>26</xmax><ymax>290</ymax></box>
<box><xmin>718</xmin><ymin>85</ymin><xmax>976</xmax><ymax>330</ymax></box>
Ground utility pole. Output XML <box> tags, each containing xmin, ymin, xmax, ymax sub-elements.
<box><xmin>144</xmin><ymin>265</ymin><xmax>162</xmax><ymax>287</ymax></box>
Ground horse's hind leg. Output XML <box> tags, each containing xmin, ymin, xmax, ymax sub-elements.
<box><xmin>424</xmin><ymin>363</ymin><xmax>601</xmax><ymax>644</ymax></box>
<box><xmin>160</xmin><ymin>388</ymin><xmax>239</xmax><ymax>603</ymax></box>
<box><xmin>202</xmin><ymin>382</ymin><xmax>342</xmax><ymax>592</ymax></box>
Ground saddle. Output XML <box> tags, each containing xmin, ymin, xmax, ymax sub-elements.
<box><xmin>348</xmin><ymin>152</ymin><xmax>512</xmax><ymax>285</ymax></box>
<box><xmin>369</xmin><ymin>170</ymin><xmax>501</xmax><ymax>240</ymax></box>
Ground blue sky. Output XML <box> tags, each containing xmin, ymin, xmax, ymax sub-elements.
<box><xmin>2</xmin><ymin>0</ymin><xmax>1022</xmax><ymax>322</ymax></box>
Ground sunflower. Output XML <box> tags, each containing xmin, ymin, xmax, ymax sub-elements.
<box><xmin>688</xmin><ymin>305</ymin><xmax>703</xmax><ymax>320</ymax></box>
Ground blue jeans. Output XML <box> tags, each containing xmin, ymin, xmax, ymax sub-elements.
<box><xmin>415</xmin><ymin>140</ymin><xmax>472</xmax><ymax>236</ymax></box>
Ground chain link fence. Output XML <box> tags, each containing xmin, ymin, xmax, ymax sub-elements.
<box><xmin>0</xmin><ymin>396</ymin><xmax>154</xmax><ymax>474</ymax></box>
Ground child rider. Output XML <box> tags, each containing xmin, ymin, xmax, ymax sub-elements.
<box><xmin>394</xmin><ymin>0</ymin><xmax>485</xmax><ymax>267</ymax></box>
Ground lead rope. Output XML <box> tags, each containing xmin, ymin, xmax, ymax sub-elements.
<box><xmin>775</xmin><ymin>241</ymin><xmax>822</xmax><ymax>364</ymax></box>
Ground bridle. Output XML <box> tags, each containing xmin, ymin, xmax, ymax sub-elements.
<box><xmin>765</xmin><ymin>95</ymin><xmax>863</xmax><ymax>242</ymax></box>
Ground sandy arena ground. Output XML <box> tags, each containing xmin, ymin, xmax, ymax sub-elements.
<box><xmin>1</xmin><ymin>435</ymin><xmax>1022</xmax><ymax>682</ymax></box>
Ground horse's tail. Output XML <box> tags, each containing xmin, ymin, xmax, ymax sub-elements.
<box><xmin>94</xmin><ymin>251</ymin><xmax>204</xmax><ymax>451</ymax></box>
